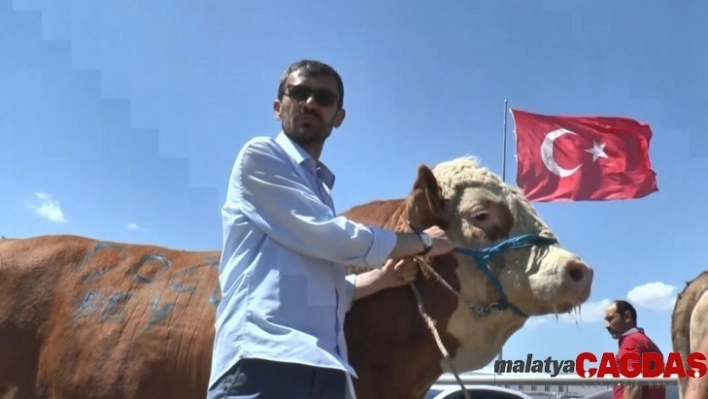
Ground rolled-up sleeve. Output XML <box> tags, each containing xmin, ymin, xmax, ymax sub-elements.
<box><xmin>343</xmin><ymin>274</ymin><xmax>357</xmax><ymax>312</ymax></box>
<box><xmin>224</xmin><ymin>137</ymin><xmax>397</xmax><ymax>268</ymax></box>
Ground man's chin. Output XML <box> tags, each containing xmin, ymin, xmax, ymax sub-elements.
<box><xmin>286</xmin><ymin>129</ymin><xmax>329</xmax><ymax>145</ymax></box>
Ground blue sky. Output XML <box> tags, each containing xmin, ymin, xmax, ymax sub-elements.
<box><xmin>2</xmin><ymin>0</ymin><xmax>707</xmax><ymax>374</ymax></box>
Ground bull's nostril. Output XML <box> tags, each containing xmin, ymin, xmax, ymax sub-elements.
<box><xmin>567</xmin><ymin>261</ymin><xmax>586</xmax><ymax>282</ymax></box>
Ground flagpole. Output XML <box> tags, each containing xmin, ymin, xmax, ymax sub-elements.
<box><xmin>502</xmin><ymin>99</ymin><xmax>508</xmax><ymax>182</ymax></box>
<box><xmin>496</xmin><ymin>99</ymin><xmax>509</xmax><ymax>375</ymax></box>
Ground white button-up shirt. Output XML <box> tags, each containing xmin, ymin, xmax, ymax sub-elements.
<box><xmin>208</xmin><ymin>132</ymin><xmax>398</xmax><ymax>398</ymax></box>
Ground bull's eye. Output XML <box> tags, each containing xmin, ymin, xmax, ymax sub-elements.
<box><xmin>471</xmin><ymin>211</ymin><xmax>488</xmax><ymax>221</ymax></box>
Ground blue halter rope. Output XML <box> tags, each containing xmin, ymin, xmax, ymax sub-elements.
<box><xmin>455</xmin><ymin>233</ymin><xmax>558</xmax><ymax>316</ymax></box>
<box><xmin>409</xmin><ymin>222</ymin><xmax>557</xmax><ymax>317</ymax></box>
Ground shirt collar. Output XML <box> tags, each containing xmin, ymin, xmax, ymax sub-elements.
<box><xmin>274</xmin><ymin>131</ymin><xmax>336</xmax><ymax>190</ymax></box>
<box><xmin>623</xmin><ymin>327</ymin><xmax>643</xmax><ymax>336</ymax></box>
<box><xmin>618</xmin><ymin>327</ymin><xmax>644</xmax><ymax>345</ymax></box>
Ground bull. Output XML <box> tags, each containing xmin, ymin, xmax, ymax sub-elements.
<box><xmin>0</xmin><ymin>156</ymin><xmax>593</xmax><ymax>398</ymax></box>
<box><xmin>672</xmin><ymin>271</ymin><xmax>708</xmax><ymax>399</ymax></box>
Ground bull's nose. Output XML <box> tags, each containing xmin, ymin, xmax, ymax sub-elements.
<box><xmin>567</xmin><ymin>259</ymin><xmax>590</xmax><ymax>282</ymax></box>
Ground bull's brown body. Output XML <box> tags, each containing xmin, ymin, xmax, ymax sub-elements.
<box><xmin>0</xmin><ymin>198</ymin><xmax>460</xmax><ymax>399</ymax></box>
<box><xmin>0</xmin><ymin>159</ymin><xmax>594</xmax><ymax>399</ymax></box>
<box><xmin>672</xmin><ymin>271</ymin><xmax>708</xmax><ymax>399</ymax></box>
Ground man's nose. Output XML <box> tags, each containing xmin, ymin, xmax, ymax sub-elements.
<box><xmin>302</xmin><ymin>99</ymin><xmax>322</xmax><ymax>116</ymax></box>
<box><xmin>304</xmin><ymin>95</ymin><xmax>319</xmax><ymax>107</ymax></box>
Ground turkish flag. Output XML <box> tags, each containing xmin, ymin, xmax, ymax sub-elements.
<box><xmin>511</xmin><ymin>109</ymin><xmax>658</xmax><ymax>202</ymax></box>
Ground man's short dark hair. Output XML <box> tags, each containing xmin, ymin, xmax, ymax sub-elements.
<box><xmin>277</xmin><ymin>59</ymin><xmax>345</xmax><ymax>109</ymax></box>
<box><xmin>612</xmin><ymin>300</ymin><xmax>637</xmax><ymax>324</ymax></box>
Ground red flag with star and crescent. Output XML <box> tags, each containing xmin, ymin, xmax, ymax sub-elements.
<box><xmin>510</xmin><ymin>109</ymin><xmax>658</xmax><ymax>202</ymax></box>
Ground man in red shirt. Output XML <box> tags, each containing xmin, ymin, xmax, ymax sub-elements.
<box><xmin>605</xmin><ymin>300</ymin><xmax>666</xmax><ymax>399</ymax></box>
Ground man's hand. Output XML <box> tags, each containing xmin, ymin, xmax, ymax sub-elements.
<box><xmin>423</xmin><ymin>225</ymin><xmax>457</xmax><ymax>257</ymax></box>
<box><xmin>379</xmin><ymin>258</ymin><xmax>419</xmax><ymax>288</ymax></box>
<box><xmin>349</xmin><ymin>258</ymin><xmax>420</xmax><ymax>302</ymax></box>
<box><xmin>623</xmin><ymin>385</ymin><xmax>641</xmax><ymax>399</ymax></box>
<box><xmin>389</xmin><ymin>225</ymin><xmax>458</xmax><ymax>260</ymax></box>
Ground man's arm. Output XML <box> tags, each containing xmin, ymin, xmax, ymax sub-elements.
<box><xmin>228</xmin><ymin>138</ymin><xmax>434</xmax><ymax>268</ymax></box>
<box><xmin>342</xmin><ymin>271</ymin><xmax>394</xmax><ymax>311</ymax></box>
<box><xmin>623</xmin><ymin>385</ymin><xmax>641</xmax><ymax>399</ymax></box>
<box><xmin>343</xmin><ymin>258</ymin><xmax>419</xmax><ymax>311</ymax></box>
<box><xmin>350</xmin><ymin>270</ymin><xmax>388</xmax><ymax>302</ymax></box>
<box><xmin>620</xmin><ymin>335</ymin><xmax>652</xmax><ymax>399</ymax></box>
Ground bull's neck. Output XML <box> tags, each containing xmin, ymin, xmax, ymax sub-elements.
<box><xmin>344</xmin><ymin>259</ymin><xmax>463</xmax><ymax>398</ymax></box>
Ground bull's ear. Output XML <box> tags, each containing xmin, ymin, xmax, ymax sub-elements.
<box><xmin>405</xmin><ymin>164</ymin><xmax>448</xmax><ymax>230</ymax></box>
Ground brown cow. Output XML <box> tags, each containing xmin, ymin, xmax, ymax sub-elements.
<box><xmin>672</xmin><ymin>271</ymin><xmax>708</xmax><ymax>399</ymax></box>
<box><xmin>0</xmin><ymin>156</ymin><xmax>593</xmax><ymax>399</ymax></box>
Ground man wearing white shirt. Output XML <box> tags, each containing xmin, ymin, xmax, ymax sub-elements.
<box><xmin>206</xmin><ymin>59</ymin><xmax>456</xmax><ymax>399</ymax></box>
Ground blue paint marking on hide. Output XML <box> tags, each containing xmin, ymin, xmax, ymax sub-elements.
<box><xmin>144</xmin><ymin>295</ymin><xmax>176</xmax><ymax>332</ymax></box>
<box><xmin>168</xmin><ymin>256</ymin><xmax>222</xmax><ymax>307</ymax></box>
<box><xmin>127</xmin><ymin>253</ymin><xmax>171</xmax><ymax>284</ymax></box>
<box><xmin>71</xmin><ymin>253</ymin><xmax>224</xmax><ymax>331</ymax></box>
<box><xmin>101</xmin><ymin>292</ymin><xmax>132</xmax><ymax>323</ymax></box>
<box><xmin>205</xmin><ymin>256</ymin><xmax>222</xmax><ymax>307</ymax></box>
<box><xmin>209</xmin><ymin>284</ymin><xmax>222</xmax><ymax>307</ymax></box>
<box><xmin>72</xmin><ymin>291</ymin><xmax>132</xmax><ymax>323</ymax></box>
<box><xmin>168</xmin><ymin>260</ymin><xmax>214</xmax><ymax>293</ymax></box>
<box><xmin>72</xmin><ymin>291</ymin><xmax>105</xmax><ymax>320</ymax></box>
<box><xmin>76</xmin><ymin>241</ymin><xmax>128</xmax><ymax>283</ymax></box>
<box><xmin>72</xmin><ymin>291</ymin><xmax>176</xmax><ymax>331</ymax></box>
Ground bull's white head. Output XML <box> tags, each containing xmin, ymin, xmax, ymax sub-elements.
<box><xmin>404</xmin><ymin>156</ymin><xmax>594</xmax><ymax>372</ymax></box>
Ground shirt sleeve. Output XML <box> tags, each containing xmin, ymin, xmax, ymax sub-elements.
<box><xmin>343</xmin><ymin>274</ymin><xmax>357</xmax><ymax>312</ymax></box>
<box><xmin>224</xmin><ymin>137</ymin><xmax>398</xmax><ymax>268</ymax></box>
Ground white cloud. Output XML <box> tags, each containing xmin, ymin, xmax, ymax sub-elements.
<box><xmin>627</xmin><ymin>282</ymin><xmax>677</xmax><ymax>310</ymax></box>
<box><xmin>125</xmin><ymin>222</ymin><xmax>147</xmax><ymax>232</ymax></box>
<box><xmin>27</xmin><ymin>192</ymin><xmax>67</xmax><ymax>223</ymax></box>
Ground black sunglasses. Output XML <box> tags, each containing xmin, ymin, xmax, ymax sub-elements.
<box><xmin>285</xmin><ymin>85</ymin><xmax>338</xmax><ymax>107</ymax></box>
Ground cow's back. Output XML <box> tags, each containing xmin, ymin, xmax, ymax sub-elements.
<box><xmin>672</xmin><ymin>271</ymin><xmax>708</xmax><ymax>399</ymax></box>
<box><xmin>0</xmin><ymin>236</ymin><xmax>71</xmax><ymax>398</ymax></box>
<box><xmin>0</xmin><ymin>235</ymin><xmax>221</xmax><ymax>399</ymax></box>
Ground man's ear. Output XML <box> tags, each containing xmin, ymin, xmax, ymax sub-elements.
<box><xmin>332</xmin><ymin>108</ymin><xmax>346</xmax><ymax>128</ymax></box>
<box><xmin>273</xmin><ymin>99</ymin><xmax>282</xmax><ymax>120</ymax></box>
<box><xmin>405</xmin><ymin>164</ymin><xmax>447</xmax><ymax>230</ymax></box>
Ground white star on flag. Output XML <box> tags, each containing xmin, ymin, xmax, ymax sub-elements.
<box><xmin>584</xmin><ymin>141</ymin><xmax>608</xmax><ymax>162</ymax></box>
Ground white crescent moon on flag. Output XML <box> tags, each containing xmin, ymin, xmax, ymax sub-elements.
<box><xmin>540</xmin><ymin>129</ymin><xmax>582</xmax><ymax>177</ymax></box>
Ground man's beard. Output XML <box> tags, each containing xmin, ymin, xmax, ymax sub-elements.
<box><xmin>607</xmin><ymin>327</ymin><xmax>620</xmax><ymax>339</ymax></box>
<box><xmin>283</xmin><ymin>117</ymin><xmax>333</xmax><ymax>146</ymax></box>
